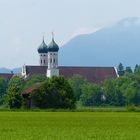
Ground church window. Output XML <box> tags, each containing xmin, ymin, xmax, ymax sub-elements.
<box><xmin>54</xmin><ymin>59</ymin><xmax>55</xmax><ymax>63</ymax></box>
<box><xmin>50</xmin><ymin>58</ymin><xmax>52</xmax><ymax>63</ymax></box>
<box><xmin>44</xmin><ymin>60</ymin><xmax>45</xmax><ymax>64</ymax></box>
<box><xmin>41</xmin><ymin>59</ymin><xmax>42</xmax><ymax>64</ymax></box>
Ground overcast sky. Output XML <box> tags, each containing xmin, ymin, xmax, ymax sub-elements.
<box><xmin>0</xmin><ymin>0</ymin><xmax>140</xmax><ymax>68</ymax></box>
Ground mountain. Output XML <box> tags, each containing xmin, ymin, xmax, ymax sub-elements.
<box><xmin>0</xmin><ymin>67</ymin><xmax>21</xmax><ymax>73</ymax></box>
<box><xmin>0</xmin><ymin>68</ymin><xmax>12</xmax><ymax>73</ymax></box>
<box><xmin>12</xmin><ymin>68</ymin><xmax>22</xmax><ymax>73</ymax></box>
<box><xmin>59</xmin><ymin>17</ymin><xmax>140</xmax><ymax>68</ymax></box>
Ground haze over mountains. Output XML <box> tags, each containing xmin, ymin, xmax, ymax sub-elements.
<box><xmin>0</xmin><ymin>68</ymin><xmax>21</xmax><ymax>74</ymax></box>
<box><xmin>59</xmin><ymin>17</ymin><xmax>140</xmax><ymax>68</ymax></box>
<box><xmin>1</xmin><ymin>17</ymin><xmax>140</xmax><ymax>73</ymax></box>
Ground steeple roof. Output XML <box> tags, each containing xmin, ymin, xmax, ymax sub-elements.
<box><xmin>37</xmin><ymin>37</ymin><xmax>48</xmax><ymax>53</ymax></box>
<box><xmin>48</xmin><ymin>33</ymin><xmax>59</xmax><ymax>52</ymax></box>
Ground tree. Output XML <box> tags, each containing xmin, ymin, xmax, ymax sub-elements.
<box><xmin>5</xmin><ymin>76</ymin><xmax>25</xmax><ymax>108</ymax></box>
<box><xmin>24</xmin><ymin>75</ymin><xmax>48</xmax><ymax>89</ymax></box>
<box><xmin>125</xmin><ymin>66</ymin><xmax>132</xmax><ymax>73</ymax></box>
<box><xmin>103</xmin><ymin>78</ymin><xmax>125</xmax><ymax>106</ymax></box>
<box><xmin>117</xmin><ymin>63</ymin><xmax>125</xmax><ymax>76</ymax></box>
<box><xmin>134</xmin><ymin>64</ymin><xmax>139</xmax><ymax>73</ymax></box>
<box><xmin>119</xmin><ymin>74</ymin><xmax>140</xmax><ymax>106</ymax></box>
<box><xmin>0</xmin><ymin>77</ymin><xmax>8</xmax><ymax>105</ymax></box>
<box><xmin>31</xmin><ymin>76</ymin><xmax>76</xmax><ymax>109</ymax></box>
<box><xmin>116</xmin><ymin>73</ymin><xmax>140</xmax><ymax>106</ymax></box>
<box><xmin>68</xmin><ymin>75</ymin><xmax>87</xmax><ymax>100</ymax></box>
<box><xmin>134</xmin><ymin>65</ymin><xmax>140</xmax><ymax>75</ymax></box>
<box><xmin>123</xmin><ymin>81</ymin><xmax>140</xmax><ymax>105</ymax></box>
<box><xmin>80</xmin><ymin>83</ymin><xmax>103</xmax><ymax>106</ymax></box>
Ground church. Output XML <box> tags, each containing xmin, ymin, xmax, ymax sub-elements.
<box><xmin>21</xmin><ymin>35</ymin><xmax>118</xmax><ymax>84</ymax></box>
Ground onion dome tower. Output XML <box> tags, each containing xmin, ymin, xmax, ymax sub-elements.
<box><xmin>47</xmin><ymin>33</ymin><xmax>59</xmax><ymax>78</ymax></box>
<box><xmin>37</xmin><ymin>36</ymin><xmax>48</xmax><ymax>66</ymax></box>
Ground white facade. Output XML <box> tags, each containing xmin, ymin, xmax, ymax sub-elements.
<box><xmin>47</xmin><ymin>52</ymin><xmax>59</xmax><ymax>78</ymax></box>
<box><xmin>114</xmin><ymin>67</ymin><xmax>119</xmax><ymax>78</ymax></box>
<box><xmin>21</xmin><ymin>64</ymin><xmax>27</xmax><ymax>78</ymax></box>
<box><xmin>39</xmin><ymin>53</ymin><xmax>48</xmax><ymax>66</ymax></box>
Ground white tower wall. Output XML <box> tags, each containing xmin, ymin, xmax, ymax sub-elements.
<box><xmin>21</xmin><ymin>64</ymin><xmax>27</xmax><ymax>78</ymax></box>
<box><xmin>39</xmin><ymin>53</ymin><xmax>48</xmax><ymax>66</ymax></box>
<box><xmin>47</xmin><ymin>52</ymin><xmax>59</xmax><ymax>77</ymax></box>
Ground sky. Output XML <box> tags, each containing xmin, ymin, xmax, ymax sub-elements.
<box><xmin>0</xmin><ymin>0</ymin><xmax>140</xmax><ymax>68</ymax></box>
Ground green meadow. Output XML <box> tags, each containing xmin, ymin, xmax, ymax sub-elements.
<box><xmin>0</xmin><ymin>112</ymin><xmax>140</xmax><ymax>140</ymax></box>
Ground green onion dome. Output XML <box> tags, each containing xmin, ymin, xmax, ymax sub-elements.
<box><xmin>37</xmin><ymin>39</ymin><xmax>48</xmax><ymax>53</ymax></box>
<box><xmin>48</xmin><ymin>38</ymin><xmax>59</xmax><ymax>52</ymax></box>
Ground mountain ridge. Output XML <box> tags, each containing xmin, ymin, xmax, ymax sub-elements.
<box><xmin>59</xmin><ymin>17</ymin><xmax>140</xmax><ymax>68</ymax></box>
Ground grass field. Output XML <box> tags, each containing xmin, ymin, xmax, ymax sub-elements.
<box><xmin>0</xmin><ymin>112</ymin><xmax>140</xmax><ymax>140</ymax></box>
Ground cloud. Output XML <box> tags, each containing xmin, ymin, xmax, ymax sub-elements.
<box><xmin>71</xmin><ymin>27</ymin><xmax>100</xmax><ymax>37</ymax></box>
<box><xmin>117</xmin><ymin>17</ymin><xmax>140</xmax><ymax>27</ymax></box>
<box><xmin>62</xmin><ymin>26</ymin><xmax>101</xmax><ymax>46</ymax></box>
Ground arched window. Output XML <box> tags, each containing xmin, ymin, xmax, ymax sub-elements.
<box><xmin>41</xmin><ymin>59</ymin><xmax>42</xmax><ymax>64</ymax></box>
<box><xmin>50</xmin><ymin>58</ymin><xmax>52</xmax><ymax>63</ymax></box>
<box><xmin>54</xmin><ymin>59</ymin><xmax>55</xmax><ymax>63</ymax></box>
<box><xmin>44</xmin><ymin>60</ymin><xmax>45</xmax><ymax>64</ymax></box>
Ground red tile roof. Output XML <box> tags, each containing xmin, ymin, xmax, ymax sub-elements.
<box><xmin>0</xmin><ymin>73</ymin><xmax>14</xmax><ymax>79</ymax></box>
<box><xmin>25</xmin><ymin>66</ymin><xmax>117</xmax><ymax>84</ymax></box>
<box><xmin>59</xmin><ymin>66</ymin><xmax>117</xmax><ymax>84</ymax></box>
<box><xmin>22</xmin><ymin>83</ymin><xmax>42</xmax><ymax>95</ymax></box>
<box><xmin>26</xmin><ymin>66</ymin><xmax>47</xmax><ymax>76</ymax></box>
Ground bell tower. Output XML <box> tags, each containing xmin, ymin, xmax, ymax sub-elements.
<box><xmin>47</xmin><ymin>33</ymin><xmax>59</xmax><ymax>77</ymax></box>
<box><xmin>37</xmin><ymin>36</ymin><xmax>48</xmax><ymax>66</ymax></box>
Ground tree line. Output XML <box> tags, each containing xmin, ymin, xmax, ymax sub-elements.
<box><xmin>4</xmin><ymin>75</ymin><xmax>75</xmax><ymax>109</ymax></box>
<box><xmin>0</xmin><ymin>63</ymin><xmax>140</xmax><ymax>109</ymax></box>
<box><xmin>69</xmin><ymin>63</ymin><xmax>140</xmax><ymax>107</ymax></box>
